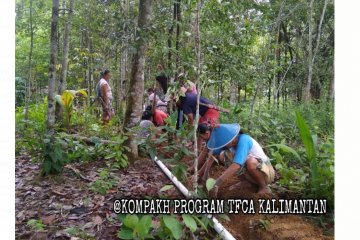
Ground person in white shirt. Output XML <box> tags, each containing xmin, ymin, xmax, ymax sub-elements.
<box><xmin>97</xmin><ymin>70</ymin><xmax>113</xmax><ymax>125</ymax></box>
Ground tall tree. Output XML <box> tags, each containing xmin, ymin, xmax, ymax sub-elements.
<box><xmin>56</xmin><ymin>0</ymin><xmax>75</xmax><ymax>120</ymax></box>
<box><xmin>47</xmin><ymin>0</ymin><xmax>59</xmax><ymax>133</ymax></box>
<box><xmin>24</xmin><ymin>0</ymin><xmax>34</xmax><ymax>123</ymax></box>
<box><xmin>305</xmin><ymin>0</ymin><xmax>328</xmax><ymax>102</ymax></box>
<box><xmin>124</xmin><ymin>0</ymin><xmax>153</xmax><ymax>160</ymax></box>
<box><xmin>175</xmin><ymin>0</ymin><xmax>181</xmax><ymax>74</ymax></box>
<box><xmin>119</xmin><ymin>0</ymin><xmax>130</xmax><ymax>113</ymax></box>
<box><xmin>193</xmin><ymin>0</ymin><xmax>202</xmax><ymax>192</ymax></box>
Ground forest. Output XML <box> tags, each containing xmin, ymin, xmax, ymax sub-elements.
<box><xmin>15</xmin><ymin>0</ymin><xmax>334</xmax><ymax>239</ymax></box>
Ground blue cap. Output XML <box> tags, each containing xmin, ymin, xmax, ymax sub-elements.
<box><xmin>207</xmin><ymin>124</ymin><xmax>241</xmax><ymax>150</ymax></box>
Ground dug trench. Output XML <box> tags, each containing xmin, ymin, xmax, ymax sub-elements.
<box><xmin>195</xmin><ymin>163</ymin><xmax>334</xmax><ymax>240</ymax></box>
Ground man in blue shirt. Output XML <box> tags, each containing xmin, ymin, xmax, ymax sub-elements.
<box><xmin>196</xmin><ymin>123</ymin><xmax>275</xmax><ymax>196</ymax></box>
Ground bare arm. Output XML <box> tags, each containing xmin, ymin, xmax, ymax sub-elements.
<box><xmin>215</xmin><ymin>163</ymin><xmax>241</xmax><ymax>186</ymax></box>
<box><xmin>210</xmin><ymin>163</ymin><xmax>241</xmax><ymax>197</ymax></box>
<box><xmin>198</xmin><ymin>147</ymin><xmax>209</xmax><ymax>168</ymax></box>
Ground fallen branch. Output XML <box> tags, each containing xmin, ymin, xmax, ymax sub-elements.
<box><xmin>63</xmin><ymin>134</ymin><xmax>116</xmax><ymax>145</ymax></box>
<box><xmin>64</xmin><ymin>165</ymin><xmax>92</xmax><ymax>182</ymax></box>
<box><xmin>51</xmin><ymin>189</ymin><xmax>67</xmax><ymax>196</ymax></box>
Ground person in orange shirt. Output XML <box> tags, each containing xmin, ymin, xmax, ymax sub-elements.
<box><xmin>144</xmin><ymin>105</ymin><xmax>168</xmax><ymax>127</ymax></box>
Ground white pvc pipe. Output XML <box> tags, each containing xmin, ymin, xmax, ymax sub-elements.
<box><xmin>153</xmin><ymin>155</ymin><xmax>236</xmax><ymax>240</ymax></box>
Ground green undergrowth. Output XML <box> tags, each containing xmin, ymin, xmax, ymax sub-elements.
<box><xmin>140</xmin><ymin>100</ymin><xmax>334</xmax><ymax>211</ymax></box>
<box><xmin>16</xmin><ymin>100</ymin><xmax>129</xmax><ymax>175</ymax></box>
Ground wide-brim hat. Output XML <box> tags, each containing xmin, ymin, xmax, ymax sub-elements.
<box><xmin>207</xmin><ymin>124</ymin><xmax>241</xmax><ymax>150</ymax></box>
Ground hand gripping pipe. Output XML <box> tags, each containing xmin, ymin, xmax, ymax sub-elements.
<box><xmin>153</xmin><ymin>155</ymin><xmax>236</xmax><ymax>240</ymax></box>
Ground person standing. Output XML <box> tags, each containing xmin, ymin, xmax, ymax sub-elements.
<box><xmin>96</xmin><ymin>69</ymin><xmax>114</xmax><ymax>125</ymax></box>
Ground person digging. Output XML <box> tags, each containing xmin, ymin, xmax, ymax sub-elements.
<box><xmin>195</xmin><ymin>123</ymin><xmax>275</xmax><ymax>197</ymax></box>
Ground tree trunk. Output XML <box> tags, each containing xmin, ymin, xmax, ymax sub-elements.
<box><xmin>175</xmin><ymin>0</ymin><xmax>181</xmax><ymax>73</ymax></box>
<box><xmin>250</xmin><ymin>85</ymin><xmax>259</xmax><ymax>117</ymax></box>
<box><xmin>268</xmin><ymin>77</ymin><xmax>271</xmax><ymax>105</ymax></box>
<box><xmin>230</xmin><ymin>78</ymin><xmax>236</xmax><ymax>105</ymax></box>
<box><xmin>167</xmin><ymin>2</ymin><xmax>175</xmax><ymax>70</ymax></box>
<box><xmin>47</xmin><ymin>0</ymin><xmax>59</xmax><ymax>133</ymax></box>
<box><xmin>87</xmin><ymin>37</ymin><xmax>93</xmax><ymax>95</ymax></box>
<box><xmin>119</xmin><ymin>0</ymin><xmax>129</xmax><ymax>116</ymax></box>
<box><xmin>124</xmin><ymin>0</ymin><xmax>153</xmax><ymax>160</ymax></box>
<box><xmin>56</xmin><ymin>0</ymin><xmax>75</xmax><ymax>120</ymax></box>
<box><xmin>305</xmin><ymin>0</ymin><xmax>314</xmax><ymax>102</ymax></box>
<box><xmin>305</xmin><ymin>0</ymin><xmax>329</xmax><ymax>102</ymax></box>
<box><xmin>244</xmin><ymin>85</ymin><xmax>247</xmax><ymax>102</ymax></box>
<box><xmin>273</xmin><ymin>24</ymin><xmax>281</xmax><ymax>107</ymax></box>
<box><xmin>193</xmin><ymin>0</ymin><xmax>202</xmax><ymax>193</ymax></box>
<box><xmin>24</xmin><ymin>0</ymin><xmax>34</xmax><ymax>123</ymax></box>
<box><xmin>329</xmin><ymin>60</ymin><xmax>334</xmax><ymax>100</ymax></box>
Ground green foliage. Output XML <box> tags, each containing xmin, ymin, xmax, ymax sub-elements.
<box><xmin>64</xmin><ymin>227</ymin><xmax>95</xmax><ymax>239</ymax></box>
<box><xmin>159</xmin><ymin>185</ymin><xmax>174</xmax><ymax>192</ymax></box>
<box><xmin>206</xmin><ymin>178</ymin><xmax>216</xmax><ymax>192</ymax></box>
<box><xmin>16</xmin><ymin>101</ymin><xmax>47</xmax><ymax>157</ymax></box>
<box><xmin>181</xmin><ymin>214</ymin><xmax>197</xmax><ymax>233</ymax></box>
<box><xmin>117</xmin><ymin>213</ymin><xmax>209</xmax><ymax>239</ymax></box>
<box><xmin>139</xmin><ymin>111</ymin><xmax>194</xmax><ymax>181</ymax></box>
<box><xmin>103</xmin><ymin>135</ymin><xmax>129</xmax><ymax>169</ymax></box>
<box><xmin>42</xmin><ymin>136</ymin><xmax>69</xmax><ymax>175</ymax></box>
<box><xmin>118</xmin><ymin>214</ymin><xmax>153</xmax><ymax>240</ymax></box>
<box><xmin>295</xmin><ymin>111</ymin><xmax>316</xmax><ymax>162</ymax></box>
<box><xmin>267</xmin><ymin>143</ymin><xmax>302</xmax><ymax>163</ymax></box>
<box><xmin>15</xmin><ymin>77</ymin><xmax>26</xmax><ymax>107</ymax></box>
<box><xmin>16</xmin><ymin>97</ymin><xmax>129</xmax><ymax>175</ymax></box>
<box><xmin>160</xmin><ymin>215</ymin><xmax>183</xmax><ymax>240</ymax></box>
<box><xmin>55</xmin><ymin>89</ymin><xmax>88</xmax><ymax>129</ymax></box>
<box><xmin>265</xmin><ymin>109</ymin><xmax>334</xmax><ymax>208</ymax></box>
<box><xmin>90</xmin><ymin>169</ymin><xmax>117</xmax><ymax>195</ymax></box>
<box><xmin>171</xmin><ymin>163</ymin><xmax>188</xmax><ymax>182</ymax></box>
<box><xmin>27</xmin><ymin>219</ymin><xmax>45</xmax><ymax>231</ymax></box>
<box><xmin>258</xmin><ymin>218</ymin><xmax>271</xmax><ymax>231</ymax></box>
<box><xmin>295</xmin><ymin>111</ymin><xmax>334</xmax><ymax>205</ymax></box>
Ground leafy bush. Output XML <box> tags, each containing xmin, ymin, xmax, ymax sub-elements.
<box><xmin>27</xmin><ymin>219</ymin><xmax>45</xmax><ymax>231</ymax></box>
<box><xmin>55</xmin><ymin>89</ymin><xmax>88</xmax><ymax>129</ymax></box>
<box><xmin>16</xmin><ymin>101</ymin><xmax>47</xmax><ymax>157</ymax></box>
<box><xmin>42</xmin><ymin>136</ymin><xmax>69</xmax><ymax>175</ymax></box>
<box><xmin>267</xmin><ymin>110</ymin><xmax>334</xmax><ymax>209</ymax></box>
<box><xmin>117</xmin><ymin>214</ymin><xmax>210</xmax><ymax>240</ymax></box>
<box><xmin>223</xmin><ymin>100</ymin><xmax>334</xmax><ymax>209</ymax></box>
<box><xmin>118</xmin><ymin>214</ymin><xmax>153</xmax><ymax>240</ymax></box>
<box><xmin>90</xmin><ymin>169</ymin><xmax>117</xmax><ymax>195</ymax></box>
<box><xmin>15</xmin><ymin>77</ymin><xmax>26</xmax><ymax>107</ymax></box>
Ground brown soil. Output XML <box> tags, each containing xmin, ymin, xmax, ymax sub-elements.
<box><xmin>15</xmin><ymin>150</ymin><xmax>333</xmax><ymax>240</ymax></box>
<box><xmin>196</xmin><ymin>164</ymin><xmax>334</xmax><ymax>240</ymax></box>
<box><xmin>15</xmin><ymin>155</ymin><xmax>181</xmax><ymax>239</ymax></box>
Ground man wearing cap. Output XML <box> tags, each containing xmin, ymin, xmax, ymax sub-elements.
<box><xmin>196</xmin><ymin>123</ymin><xmax>275</xmax><ymax>196</ymax></box>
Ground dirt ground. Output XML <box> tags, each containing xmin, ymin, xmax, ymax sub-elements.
<box><xmin>15</xmin><ymin>153</ymin><xmax>333</xmax><ymax>240</ymax></box>
<box><xmin>15</xmin><ymin>155</ymin><xmax>181</xmax><ymax>239</ymax></box>
<box><xmin>201</xmin><ymin>164</ymin><xmax>334</xmax><ymax>240</ymax></box>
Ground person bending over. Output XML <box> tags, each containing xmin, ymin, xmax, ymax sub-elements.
<box><xmin>196</xmin><ymin>123</ymin><xmax>275</xmax><ymax>196</ymax></box>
